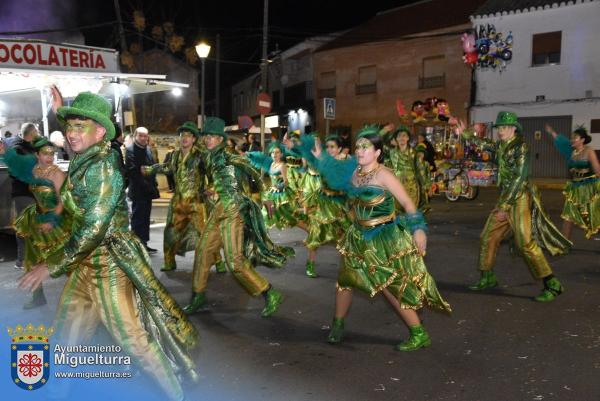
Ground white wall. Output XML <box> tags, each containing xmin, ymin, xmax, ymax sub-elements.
<box><xmin>471</xmin><ymin>0</ymin><xmax>600</xmax><ymax>147</ymax></box>
<box><xmin>472</xmin><ymin>100</ymin><xmax>600</xmax><ymax>146</ymax></box>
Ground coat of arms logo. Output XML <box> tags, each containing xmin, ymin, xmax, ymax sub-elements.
<box><xmin>8</xmin><ymin>323</ymin><xmax>54</xmax><ymax>390</ymax></box>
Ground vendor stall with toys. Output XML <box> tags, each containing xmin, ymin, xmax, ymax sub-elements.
<box><xmin>397</xmin><ymin>97</ymin><xmax>497</xmax><ymax>201</ymax></box>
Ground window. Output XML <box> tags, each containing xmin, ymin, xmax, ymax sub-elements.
<box><xmin>318</xmin><ymin>71</ymin><xmax>336</xmax><ymax>98</ymax></box>
<box><xmin>419</xmin><ymin>56</ymin><xmax>445</xmax><ymax>89</ymax></box>
<box><xmin>532</xmin><ymin>31</ymin><xmax>561</xmax><ymax>66</ymax></box>
<box><xmin>591</xmin><ymin>119</ymin><xmax>600</xmax><ymax>134</ymax></box>
<box><xmin>356</xmin><ymin>65</ymin><xmax>377</xmax><ymax>95</ymax></box>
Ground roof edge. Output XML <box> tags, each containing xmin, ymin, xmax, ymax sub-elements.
<box><xmin>471</xmin><ymin>0</ymin><xmax>598</xmax><ymax>20</ymax></box>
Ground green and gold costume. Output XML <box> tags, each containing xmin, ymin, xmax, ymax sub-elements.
<box><xmin>338</xmin><ymin>187</ymin><xmax>449</xmax><ymax>310</ymax></box>
<box><xmin>2</xmin><ymin>149</ymin><xmax>71</xmax><ymax>270</ymax></box>
<box><xmin>301</xmin><ymin>158</ymin><xmax>351</xmax><ymax>251</ymax></box>
<box><xmin>48</xmin><ymin>140</ymin><xmax>198</xmax><ymax>400</ymax></box>
<box><xmin>553</xmin><ymin>135</ymin><xmax>600</xmax><ymax>238</ymax></box>
<box><xmin>191</xmin><ymin>142</ymin><xmax>293</xmax><ymax>296</ymax></box>
<box><xmin>145</xmin><ymin>144</ymin><xmax>208</xmax><ymax>270</ymax></box>
<box><xmin>285</xmin><ymin>149</ymin><xmax>305</xmax><ymax>196</ymax></box>
<box><xmin>247</xmin><ymin>151</ymin><xmax>300</xmax><ymax>229</ymax></box>
<box><xmin>384</xmin><ymin>146</ymin><xmax>431</xmax><ymax>212</ymax></box>
<box><xmin>297</xmin><ymin>135</ymin><xmax>450</xmax><ymax>312</ymax></box>
<box><xmin>478</xmin><ymin>135</ymin><xmax>571</xmax><ymax>277</ymax></box>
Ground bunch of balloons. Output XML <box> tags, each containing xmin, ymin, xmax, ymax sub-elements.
<box><xmin>462</xmin><ymin>25</ymin><xmax>513</xmax><ymax>70</ymax></box>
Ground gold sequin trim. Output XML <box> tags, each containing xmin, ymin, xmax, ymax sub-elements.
<box><xmin>356</xmin><ymin>193</ymin><xmax>386</xmax><ymax>207</ymax></box>
<box><xmin>356</xmin><ymin>212</ymin><xmax>396</xmax><ymax>227</ymax></box>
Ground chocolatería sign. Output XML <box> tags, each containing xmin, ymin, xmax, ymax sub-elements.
<box><xmin>0</xmin><ymin>40</ymin><xmax>119</xmax><ymax>73</ymax></box>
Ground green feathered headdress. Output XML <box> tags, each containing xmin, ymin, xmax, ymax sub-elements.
<box><xmin>415</xmin><ymin>143</ymin><xmax>427</xmax><ymax>153</ymax></box>
<box><xmin>288</xmin><ymin>130</ymin><xmax>301</xmax><ymax>139</ymax></box>
<box><xmin>396</xmin><ymin>125</ymin><xmax>411</xmax><ymax>135</ymax></box>
<box><xmin>267</xmin><ymin>141</ymin><xmax>285</xmax><ymax>154</ymax></box>
<box><xmin>356</xmin><ymin>124</ymin><xmax>381</xmax><ymax>139</ymax></box>
<box><xmin>33</xmin><ymin>137</ymin><xmax>53</xmax><ymax>151</ymax></box>
<box><xmin>324</xmin><ymin>134</ymin><xmax>340</xmax><ymax>143</ymax></box>
<box><xmin>573</xmin><ymin>124</ymin><xmax>591</xmax><ymax>144</ymax></box>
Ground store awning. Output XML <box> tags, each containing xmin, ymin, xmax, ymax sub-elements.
<box><xmin>0</xmin><ymin>68</ymin><xmax>188</xmax><ymax>97</ymax></box>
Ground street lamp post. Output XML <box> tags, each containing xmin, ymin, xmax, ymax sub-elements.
<box><xmin>195</xmin><ymin>42</ymin><xmax>211</xmax><ymax>129</ymax></box>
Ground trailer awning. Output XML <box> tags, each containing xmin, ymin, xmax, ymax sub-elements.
<box><xmin>0</xmin><ymin>68</ymin><xmax>188</xmax><ymax>97</ymax></box>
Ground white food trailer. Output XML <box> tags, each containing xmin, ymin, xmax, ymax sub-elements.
<box><xmin>0</xmin><ymin>39</ymin><xmax>189</xmax><ymax>231</ymax></box>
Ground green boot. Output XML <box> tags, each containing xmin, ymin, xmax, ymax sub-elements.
<box><xmin>23</xmin><ymin>287</ymin><xmax>47</xmax><ymax>310</ymax></box>
<box><xmin>327</xmin><ymin>317</ymin><xmax>345</xmax><ymax>344</ymax></box>
<box><xmin>182</xmin><ymin>292</ymin><xmax>206</xmax><ymax>314</ymax></box>
<box><xmin>396</xmin><ymin>324</ymin><xmax>431</xmax><ymax>352</ymax></box>
<box><xmin>534</xmin><ymin>277</ymin><xmax>563</xmax><ymax>302</ymax></box>
<box><xmin>468</xmin><ymin>270</ymin><xmax>498</xmax><ymax>291</ymax></box>
<box><xmin>305</xmin><ymin>260</ymin><xmax>318</xmax><ymax>278</ymax></box>
<box><xmin>215</xmin><ymin>260</ymin><xmax>227</xmax><ymax>274</ymax></box>
<box><xmin>261</xmin><ymin>288</ymin><xmax>283</xmax><ymax>317</ymax></box>
<box><xmin>160</xmin><ymin>264</ymin><xmax>176</xmax><ymax>272</ymax></box>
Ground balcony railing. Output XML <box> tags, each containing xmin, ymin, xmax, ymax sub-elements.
<box><xmin>418</xmin><ymin>74</ymin><xmax>445</xmax><ymax>89</ymax></box>
<box><xmin>355</xmin><ymin>83</ymin><xmax>377</xmax><ymax>95</ymax></box>
<box><xmin>317</xmin><ymin>87</ymin><xmax>336</xmax><ymax>98</ymax></box>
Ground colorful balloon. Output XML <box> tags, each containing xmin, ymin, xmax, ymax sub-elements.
<box><xmin>462</xmin><ymin>32</ymin><xmax>476</xmax><ymax>53</ymax></box>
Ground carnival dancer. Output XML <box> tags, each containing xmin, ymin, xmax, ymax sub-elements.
<box><xmin>247</xmin><ymin>142</ymin><xmax>303</xmax><ymax>230</ymax></box>
<box><xmin>18</xmin><ymin>90</ymin><xmax>198</xmax><ymax>401</ymax></box>
<box><xmin>284</xmin><ymin>130</ymin><xmax>306</xmax><ymax>208</ymax></box>
<box><xmin>545</xmin><ymin>124</ymin><xmax>600</xmax><ymax>240</ymax></box>
<box><xmin>287</xmin><ymin>126</ymin><xmax>451</xmax><ymax>351</ymax></box>
<box><xmin>384</xmin><ymin>126</ymin><xmax>431</xmax><ymax>212</ymax></box>
<box><xmin>462</xmin><ymin>112</ymin><xmax>571</xmax><ymax>301</ymax></box>
<box><xmin>142</xmin><ymin>121</ymin><xmax>225</xmax><ymax>273</ymax></box>
<box><xmin>301</xmin><ymin>134</ymin><xmax>351</xmax><ymax>278</ymax></box>
<box><xmin>183</xmin><ymin>117</ymin><xmax>293</xmax><ymax>317</ymax></box>
<box><xmin>1</xmin><ymin>137</ymin><xmax>71</xmax><ymax>309</ymax></box>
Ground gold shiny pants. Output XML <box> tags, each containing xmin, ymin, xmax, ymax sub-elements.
<box><xmin>163</xmin><ymin>197</ymin><xmax>206</xmax><ymax>269</ymax></box>
<box><xmin>478</xmin><ymin>192</ymin><xmax>553</xmax><ymax>279</ymax></box>
<box><xmin>191</xmin><ymin>203</ymin><xmax>269</xmax><ymax>296</ymax></box>
<box><xmin>54</xmin><ymin>257</ymin><xmax>183</xmax><ymax>400</ymax></box>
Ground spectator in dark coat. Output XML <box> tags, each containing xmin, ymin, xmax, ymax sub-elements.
<box><xmin>240</xmin><ymin>133</ymin><xmax>261</xmax><ymax>153</ymax></box>
<box><xmin>10</xmin><ymin>123</ymin><xmax>39</xmax><ymax>269</ymax></box>
<box><xmin>125</xmin><ymin>126</ymin><xmax>159</xmax><ymax>253</ymax></box>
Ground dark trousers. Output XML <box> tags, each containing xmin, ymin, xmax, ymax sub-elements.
<box><xmin>131</xmin><ymin>198</ymin><xmax>153</xmax><ymax>244</ymax></box>
<box><xmin>166</xmin><ymin>173</ymin><xmax>175</xmax><ymax>191</ymax></box>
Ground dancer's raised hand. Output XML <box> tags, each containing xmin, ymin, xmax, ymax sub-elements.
<box><xmin>49</xmin><ymin>85</ymin><xmax>64</xmax><ymax>114</ymax></box>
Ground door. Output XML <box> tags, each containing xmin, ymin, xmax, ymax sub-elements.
<box><xmin>518</xmin><ymin>115</ymin><xmax>571</xmax><ymax>178</ymax></box>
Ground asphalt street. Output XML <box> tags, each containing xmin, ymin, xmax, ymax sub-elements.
<box><xmin>1</xmin><ymin>187</ymin><xmax>599</xmax><ymax>401</ymax></box>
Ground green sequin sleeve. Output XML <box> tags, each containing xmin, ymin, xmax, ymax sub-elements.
<box><xmin>497</xmin><ymin>141</ymin><xmax>529</xmax><ymax>211</ymax></box>
<box><xmin>48</xmin><ymin>156</ymin><xmax>124</xmax><ymax>277</ymax></box>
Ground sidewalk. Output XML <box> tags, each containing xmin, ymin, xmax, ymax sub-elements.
<box><xmin>153</xmin><ymin>190</ymin><xmax>173</xmax><ymax>205</ymax></box>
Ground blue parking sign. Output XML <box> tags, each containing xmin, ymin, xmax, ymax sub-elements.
<box><xmin>324</xmin><ymin>98</ymin><xmax>335</xmax><ymax>120</ymax></box>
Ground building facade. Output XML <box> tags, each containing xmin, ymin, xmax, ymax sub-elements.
<box><xmin>470</xmin><ymin>0</ymin><xmax>600</xmax><ymax>177</ymax></box>
<box><xmin>312</xmin><ymin>0</ymin><xmax>485</xmax><ymax>139</ymax></box>
<box><xmin>230</xmin><ymin>35</ymin><xmax>341</xmax><ymax>136</ymax></box>
<box><xmin>133</xmin><ymin>49</ymin><xmax>199</xmax><ymax>133</ymax></box>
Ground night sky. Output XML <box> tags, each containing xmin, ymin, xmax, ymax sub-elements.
<box><xmin>1</xmin><ymin>1</ymin><xmax>415</xmax><ymax>89</ymax></box>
